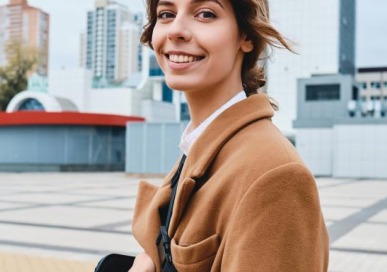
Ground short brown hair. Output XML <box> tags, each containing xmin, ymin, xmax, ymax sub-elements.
<box><xmin>140</xmin><ymin>0</ymin><xmax>292</xmax><ymax>97</ymax></box>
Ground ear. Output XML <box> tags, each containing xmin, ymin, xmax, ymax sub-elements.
<box><xmin>241</xmin><ymin>34</ymin><xmax>254</xmax><ymax>53</ymax></box>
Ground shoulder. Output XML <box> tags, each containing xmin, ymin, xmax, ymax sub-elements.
<box><xmin>218</xmin><ymin>117</ymin><xmax>305</xmax><ymax>178</ymax></box>
<box><xmin>223</xmin><ymin>162</ymin><xmax>329</xmax><ymax>271</ymax></box>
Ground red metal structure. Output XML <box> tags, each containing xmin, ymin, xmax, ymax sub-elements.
<box><xmin>0</xmin><ymin>112</ymin><xmax>145</xmax><ymax>127</ymax></box>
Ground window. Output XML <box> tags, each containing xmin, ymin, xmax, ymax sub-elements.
<box><xmin>361</xmin><ymin>82</ymin><xmax>367</xmax><ymax>89</ymax></box>
<box><xmin>18</xmin><ymin>99</ymin><xmax>45</xmax><ymax>111</ymax></box>
<box><xmin>371</xmin><ymin>82</ymin><xmax>381</xmax><ymax>89</ymax></box>
<box><xmin>352</xmin><ymin>86</ymin><xmax>359</xmax><ymax>100</ymax></box>
<box><xmin>305</xmin><ymin>84</ymin><xmax>340</xmax><ymax>101</ymax></box>
<box><xmin>181</xmin><ymin>103</ymin><xmax>191</xmax><ymax>121</ymax></box>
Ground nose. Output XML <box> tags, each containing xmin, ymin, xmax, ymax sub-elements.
<box><xmin>167</xmin><ymin>16</ymin><xmax>192</xmax><ymax>42</ymax></box>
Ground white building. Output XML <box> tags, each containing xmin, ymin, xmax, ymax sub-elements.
<box><xmin>294</xmin><ymin>74</ymin><xmax>387</xmax><ymax>179</ymax></box>
<box><xmin>267</xmin><ymin>0</ymin><xmax>356</xmax><ymax>133</ymax></box>
<box><xmin>119</xmin><ymin>21</ymin><xmax>139</xmax><ymax>81</ymax></box>
<box><xmin>80</xmin><ymin>0</ymin><xmax>141</xmax><ymax>84</ymax></box>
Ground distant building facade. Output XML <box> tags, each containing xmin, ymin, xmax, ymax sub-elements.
<box><xmin>294</xmin><ymin>74</ymin><xmax>387</xmax><ymax>179</ymax></box>
<box><xmin>80</xmin><ymin>0</ymin><xmax>142</xmax><ymax>84</ymax></box>
<box><xmin>267</xmin><ymin>0</ymin><xmax>356</xmax><ymax>133</ymax></box>
<box><xmin>0</xmin><ymin>0</ymin><xmax>50</xmax><ymax>75</ymax></box>
<box><xmin>356</xmin><ymin>67</ymin><xmax>387</xmax><ymax>102</ymax></box>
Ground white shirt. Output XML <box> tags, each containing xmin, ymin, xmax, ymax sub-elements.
<box><xmin>179</xmin><ymin>91</ymin><xmax>247</xmax><ymax>155</ymax></box>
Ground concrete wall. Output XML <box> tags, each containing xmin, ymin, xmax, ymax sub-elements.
<box><xmin>333</xmin><ymin>124</ymin><xmax>387</xmax><ymax>179</ymax></box>
<box><xmin>48</xmin><ymin>68</ymin><xmax>92</xmax><ymax>111</ymax></box>
<box><xmin>85</xmin><ymin>87</ymin><xmax>142</xmax><ymax>116</ymax></box>
<box><xmin>296</xmin><ymin>124</ymin><xmax>387</xmax><ymax>179</ymax></box>
<box><xmin>141</xmin><ymin>100</ymin><xmax>177</xmax><ymax>122</ymax></box>
<box><xmin>296</xmin><ymin>128</ymin><xmax>333</xmax><ymax>176</ymax></box>
<box><xmin>126</xmin><ymin>122</ymin><xmax>186</xmax><ymax>174</ymax></box>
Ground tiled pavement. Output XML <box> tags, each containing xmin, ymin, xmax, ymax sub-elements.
<box><xmin>0</xmin><ymin>173</ymin><xmax>386</xmax><ymax>271</ymax></box>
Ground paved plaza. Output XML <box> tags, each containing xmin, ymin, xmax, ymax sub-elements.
<box><xmin>0</xmin><ymin>173</ymin><xmax>386</xmax><ymax>271</ymax></box>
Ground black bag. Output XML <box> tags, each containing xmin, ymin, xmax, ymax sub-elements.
<box><xmin>94</xmin><ymin>253</ymin><xmax>135</xmax><ymax>272</ymax></box>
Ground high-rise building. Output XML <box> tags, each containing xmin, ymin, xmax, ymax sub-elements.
<box><xmin>0</xmin><ymin>0</ymin><xmax>50</xmax><ymax>75</ymax></box>
<box><xmin>80</xmin><ymin>0</ymin><xmax>141</xmax><ymax>84</ymax></box>
<box><xmin>266</xmin><ymin>0</ymin><xmax>356</xmax><ymax>133</ymax></box>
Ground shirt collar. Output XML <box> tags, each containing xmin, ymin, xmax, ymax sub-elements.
<box><xmin>179</xmin><ymin>91</ymin><xmax>247</xmax><ymax>155</ymax></box>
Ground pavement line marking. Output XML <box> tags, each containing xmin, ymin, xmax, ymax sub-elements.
<box><xmin>64</xmin><ymin>196</ymin><xmax>132</xmax><ymax>205</ymax></box>
<box><xmin>365</xmin><ymin>221</ymin><xmax>387</xmax><ymax>226</ymax></box>
<box><xmin>0</xmin><ymin>239</ymin><xmax>140</xmax><ymax>258</ymax></box>
<box><xmin>317</xmin><ymin>179</ymin><xmax>364</xmax><ymax>189</ymax></box>
<box><xmin>321</xmin><ymin>204</ymin><xmax>366</xmax><ymax>209</ymax></box>
<box><xmin>0</xmin><ymin>204</ymin><xmax>48</xmax><ymax>213</ymax></box>
<box><xmin>330</xmin><ymin>247</ymin><xmax>387</xmax><ymax>256</ymax></box>
<box><xmin>92</xmin><ymin>220</ymin><xmax>132</xmax><ymax>230</ymax></box>
<box><xmin>0</xmin><ymin>220</ymin><xmax>132</xmax><ymax>235</ymax></box>
<box><xmin>0</xmin><ymin>239</ymin><xmax>118</xmax><ymax>256</ymax></box>
<box><xmin>328</xmin><ymin>196</ymin><xmax>387</xmax><ymax>243</ymax></box>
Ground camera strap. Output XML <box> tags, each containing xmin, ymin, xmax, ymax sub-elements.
<box><xmin>156</xmin><ymin>155</ymin><xmax>186</xmax><ymax>272</ymax></box>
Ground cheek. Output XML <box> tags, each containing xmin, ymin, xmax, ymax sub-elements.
<box><xmin>200</xmin><ymin>24</ymin><xmax>240</xmax><ymax>53</ymax></box>
<box><xmin>151</xmin><ymin>25</ymin><xmax>163</xmax><ymax>51</ymax></box>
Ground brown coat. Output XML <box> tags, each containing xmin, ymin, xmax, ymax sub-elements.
<box><xmin>132</xmin><ymin>94</ymin><xmax>329</xmax><ymax>271</ymax></box>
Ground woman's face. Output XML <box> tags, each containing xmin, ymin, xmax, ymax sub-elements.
<box><xmin>152</xmin><ymin>0</ymin><xmax>252</xmax><ymax>94</ymax></box>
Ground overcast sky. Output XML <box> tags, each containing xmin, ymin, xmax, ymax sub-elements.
<box><xmin>1</xmin><ymin>0</ymin><xmax>386</xmax><ymax>71</ymax></box>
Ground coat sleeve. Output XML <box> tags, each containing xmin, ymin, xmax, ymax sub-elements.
<box><xmin>221</xmin><ymin>162</ymin><xmax>329</xmax><ymax>272</ymax></box>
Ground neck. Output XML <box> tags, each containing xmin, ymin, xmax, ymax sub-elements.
<box><xmin>184</xmin><ymin>83</ymin><xmax>243</xmax><ymax>130</ymax></box>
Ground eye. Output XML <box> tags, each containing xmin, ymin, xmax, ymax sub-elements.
<box><xmin>196</xmin><ymin>11</ymin><xmax>217</xmax><ymax>19</ymax></box>
<box><xmin>157</xmin><ymin>11</ymin><xmax>175</xmax><ymax>20</ymax></box>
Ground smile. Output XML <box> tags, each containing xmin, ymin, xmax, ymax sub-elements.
<box><xmin>166</xmin><ymin>54</ymin><xmax>204</xmax><ymax>63</ymax></box>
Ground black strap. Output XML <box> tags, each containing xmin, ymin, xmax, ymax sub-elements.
<box><xmin>156</xmin><ymin>155</ymin><xmax>186</xmax><ymax>272</ymax></box>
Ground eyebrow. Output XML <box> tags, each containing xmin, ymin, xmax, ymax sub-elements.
<box><xmin>157</xmin><ymin>0</ymin><xmax>224</xmax><ymax>9</ymax></box>
<box><xmin>191</xmin><ymin>0</ymin><xmax>224</xmax><ymax>9</ymax></box>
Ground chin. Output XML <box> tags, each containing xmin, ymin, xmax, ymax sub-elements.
<box><xmin>165</xmin><ymin>78</ymin><xmax>199</xmax><ymax>92</ymax></box>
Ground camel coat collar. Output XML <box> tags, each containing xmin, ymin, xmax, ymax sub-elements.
<box><xmin>183</xmin><ymin>93</ymin><xmax>274</xmax><ymax>179</ymax></box>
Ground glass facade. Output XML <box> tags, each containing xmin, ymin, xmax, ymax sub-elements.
<box><xmin>162</xmin><ymin>82</ymin><xmax>173</xmax><ymax>103</ymax></box>
<box><xmin>106</xmin><ymin>9</ymin><xmax>116</xmax><ymax>81</ymax></box>
<box><xmin>86</xmin><ymin>11</ymin><xmax>94</xmax><ymax>69</ymax></box>
<box><xmin>339</xmin><ymin>0</ymin><xmax>356</xmax><ymax>75</ymax></box>
<box><xmin>18</xmin><ymin>99</ymin><xmax>45</xmax><ymax>111</ymax></box>
<box><xmin>306</xmin><ymin>84</ymin><xmax>341</xmax><ymax>101</ymax></box>
<box><xmin>180</xmin><ymin>103</ymin><xmax>190</xmax><ymax>121</ymax></box>
<box><xmin>94</xmin><ymin>7</ymin><xmax>105</xmax><ymax>78</ymax></box>
<box><xmin>149</xmin><ymin>54</ymin><xmax>163</xmax><ymax>77</ymax></box>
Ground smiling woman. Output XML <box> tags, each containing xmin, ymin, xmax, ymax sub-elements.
<box><xmin>130</xmin><ymin>0</ymin><xmax>330</xmax><ymax>271</ymax></box>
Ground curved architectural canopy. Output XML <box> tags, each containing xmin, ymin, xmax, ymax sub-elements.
<box><xmin>6</xmin><ymin>91</ymin><xmax>78</xmax><ymax>112</ymax></box>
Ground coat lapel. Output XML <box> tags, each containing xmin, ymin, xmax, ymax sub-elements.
<box><xmin>186</xmin><ymin>93</ymin><xmax>274</xmax><ymax>179</ymax></box>
<box><xmin>168</xmin><ymin>177</ymin><xmax>196</xmax><ymax>236</ymax></box>
<box><xmin>167</xmin><ymin>94</ymin><xmax>274</xmax><ymax>237</ymax></box>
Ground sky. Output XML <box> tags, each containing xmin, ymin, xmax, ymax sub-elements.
<box><xmin>0</xmin><ymin>0</ymin><xmax>386</xmax><ymax>71</ymax></box>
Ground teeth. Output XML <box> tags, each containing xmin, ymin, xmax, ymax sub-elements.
<box><xmin>168</xmin><ymin>54</ymin><xmax>200</xmax><ymax>63</ymax></box>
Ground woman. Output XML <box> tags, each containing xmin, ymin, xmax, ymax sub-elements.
<box><xmin>130</xmin><ymin>0</ymin><xmax>329</xmax><ymax>271</ymax></box>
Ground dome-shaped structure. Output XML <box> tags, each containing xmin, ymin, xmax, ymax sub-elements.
<box><xmin>6</xmin><ymin>91</ymin><xmax>78</xmax><ymax>112</ymax></box>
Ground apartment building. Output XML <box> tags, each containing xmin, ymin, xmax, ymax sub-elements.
<box><xmin>0</xmin><ymin>0</ymin><xmax>50</xmax><ymax>75</ymax></box>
